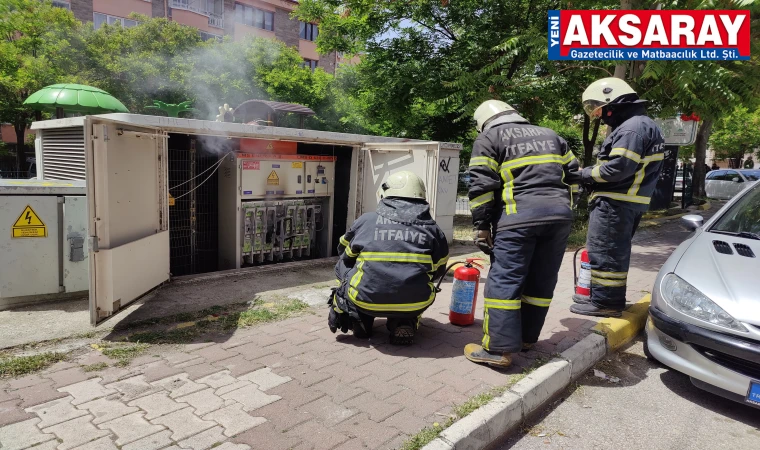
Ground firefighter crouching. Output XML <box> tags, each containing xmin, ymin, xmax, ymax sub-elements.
<box><xmin>571</xmin><ymin>78</ymin><xmax>665</xmax><ymax>318</ymax></box>
<box><xmin>464</xmin><ymin>100</ymin><xmax>581</xmax><ymax>368</ymax></box>
<box><xmin>328</xmin><ymin>171</ymin><xmax>449</xmax><ymax>345</ymax></box>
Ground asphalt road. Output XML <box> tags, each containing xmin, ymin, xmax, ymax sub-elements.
<box><xmin>497</xmin><ymin>337</ymin><xmax>760</xmax><ymax>450</ymax></box>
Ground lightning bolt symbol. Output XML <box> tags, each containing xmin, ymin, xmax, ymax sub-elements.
<box><xmin>25</xmin><ymin>211</ymin><xmax>31</xmax><ymax>225</ymax></box>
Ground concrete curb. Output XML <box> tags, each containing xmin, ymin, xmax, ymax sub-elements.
<box><xmin>421</xmin><ymin>295</ymin><xmax>651</xmax><ymax>450</ymax></box>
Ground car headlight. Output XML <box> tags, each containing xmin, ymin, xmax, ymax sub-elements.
<box><xmin>660</xmin><ymin>273</ymin><xmax>748</xmax><ymax>332</ymax></box>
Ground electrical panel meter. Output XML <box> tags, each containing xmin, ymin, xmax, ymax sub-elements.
<box><xmin>238</xmin><ymin>154</ymin><xmax>335</xmax><ymax>198</ymax></box>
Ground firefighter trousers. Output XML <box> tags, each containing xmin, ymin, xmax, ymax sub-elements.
<box><xmin>586</xmin><ymin>198</ymin><xmax>643</xmax><ymax>310</ymax></box>
<box><xmin>482</xmin><ymin>222</ymin><xmax>571</xmax><ymax>353</ymax></box>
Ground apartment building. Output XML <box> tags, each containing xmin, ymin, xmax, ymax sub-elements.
<box><xmin>57</xmin><ymin>0</ymin><xmax>343</xmax><ymax>73</ymax></box>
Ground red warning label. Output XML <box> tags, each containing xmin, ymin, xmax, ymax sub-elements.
<box><xmin>243</xmin><ymin>161</ymin><xmax>260</xmax><ymax>170</ymax></box>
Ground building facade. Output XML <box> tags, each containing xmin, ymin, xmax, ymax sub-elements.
<box><xmin>58</xmin><ymin>0</ymin><xmax>344</xmax><ymax>74</ymax></box>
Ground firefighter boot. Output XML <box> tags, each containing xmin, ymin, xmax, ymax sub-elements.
<box><xmin>464</xmin><ymin>344</ymin><xmax>512</xmax><ymax>368</ymax></box>
<box><xmin>387</xmin><ymin>319</ymin><xmax>416</xmax><ymax>345</ymax></box>
<box><xmin>570</xmin><ymin>303</ymin><xmax>623</xmax><ymax>318</ymax></box>
<box><xmin>351</xmin><ymin>314</ymin><xmax>375</xmax><ymax>339</ymax></box>
<box><xmin>572</xmin><ymin>293</ymin><xmax>591</xmax><ymax>304</ymax></box>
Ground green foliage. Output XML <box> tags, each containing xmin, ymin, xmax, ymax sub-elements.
<box><xmin>539</xmin><ymin>118</ymin><xmax>584</xmax><ymax>157</ymax></box>
<box><xmin>100</xmin><ymin>343</ymin><xmax>150</xmax><ymax>367</ymax></box>
<box><xmin>0</xmin><ymin>352</ymin><xmax>66</xmax><ymax>378</ymax></box>
<box><xmin>710</xmin><ymin>106</ymin><xmax>760</xmax><ymax>160</ymax></box>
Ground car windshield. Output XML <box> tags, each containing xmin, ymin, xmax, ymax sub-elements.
<box><xmin>711</xmin><ymin>183</ymin><xmax>760</xmax><ymax>236</ymax></box>
<box><xmin>742</xmin><ymin>170</ymin><xmax>760</xmax><ymax>181</ymax></box>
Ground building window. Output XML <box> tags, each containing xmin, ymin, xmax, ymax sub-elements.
<box><xmin>199</xmin><ymin>31</ymin><xmax>222</xmax><ymax>42</ymax></box>
<box><xmin>302</xmin><ymin>59</ymin><xmax>318</xmax><ymax>71</ymax></box>
<box><xmin>234</xmin><ymin>3</ymin><xmax>274</xmax><ymax>31</ymax></box>
<box><xmin>299</xmin><ymin>22</ymin><xmax>318</xmax><ymax>41</ymax></box>
<box><xmin>94</xmin><ymin>13</ymin><xmax>138</xmax><ymax>30</ymax></box>
<box><xmin>51</xmin><ymin>0</ymin><xmax>70</xmax><ymax>9</ymax></box>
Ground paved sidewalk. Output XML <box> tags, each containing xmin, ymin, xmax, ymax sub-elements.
<box><xmin>0</xmin><ymin>216</ymin><xmax>705</xmax><ymax>450</ymax></box>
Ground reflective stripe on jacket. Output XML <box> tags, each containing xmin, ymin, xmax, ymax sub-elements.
<box><xmin>334</xmin><ymin>198</ymin><xmax>449</xmax><ymax>317</ymax></box>
<box><xmin>582</xmin><ymin>110</ymin><xmax>665</xmax><ymax>212</ymax></box>
<box><xmin>468</xmin><ymin>112</ymin><xmax>581</xmax><ymax>231</ymax></box>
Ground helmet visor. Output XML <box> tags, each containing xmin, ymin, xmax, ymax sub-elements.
<box><xmin>582</xmin><ymin>100</ymin><xmax>607</xmax><ymax>117</ymax></box>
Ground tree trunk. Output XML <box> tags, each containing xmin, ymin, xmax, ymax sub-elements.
<box><xmin>692</xmin><ymin>119</ymin><xmax>714</xmax><ymax>199</ymax></box>
<box><xmin>582</xmin><ymin>115</ymin><xmax>600</xmax><ymax>167</ymax></box>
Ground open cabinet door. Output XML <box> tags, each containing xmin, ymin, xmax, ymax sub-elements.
<box><xmin>85</xmin><ymin>117</ymin><xmax>170</xmax><ymax>325</ymax></box>
<box><xmin>362</xmin><ymin>142</ymin><xmax>441</xmax><ymax>216</ymax></box>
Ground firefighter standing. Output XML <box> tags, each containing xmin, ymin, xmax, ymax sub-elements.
<box><xmin>464</xmin><ymin>100</ymin><xmax>580</xmax><ymax>368</ymax></box>
<box><xmin>571</xmin><ymin>78</ymin><xmax>665</xmax><ymax>317</ymax></box>
<box><xmin>328</xmin><ymin>171</ymin><xmax>449</xmax><ymax>345</ymax></box>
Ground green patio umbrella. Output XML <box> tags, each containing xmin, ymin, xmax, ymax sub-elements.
<box><xmin>23</xmin><ymin>84</ymin><xmax>129</xmax><ymax>118</ymax></box>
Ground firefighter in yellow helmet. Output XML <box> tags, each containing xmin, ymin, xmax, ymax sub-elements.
<box><xmin>328</xmin><ymin>171</ymin><xmax>449</xmax><ymax>345</ymax></box>
<box><xmin>464</xmin><ymin>100</ymin><xmax>581</xmax><ymax>367</ymax></box>
<box><xmin>572</xmin><ymin>78</ymin><xmax>665</xmax><ymax>317</ymax></box>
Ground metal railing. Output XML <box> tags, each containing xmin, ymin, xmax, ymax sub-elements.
<box><xmin>208</xmin><ymin>13</ymin><xmax>224</xmax><ymax>29</ymax></box>
<box><xmin>455</xmin><ymin>197</ymin><xmax>471</xmax><ymax>215</ymax></box>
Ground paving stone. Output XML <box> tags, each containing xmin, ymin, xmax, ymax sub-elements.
<box><xmin>250</xmin><ymin>353</ymin><xmax>299</xmax><ymax>370</ymax></box>
<box><xmin>429</xmin><ymin>370</ymin><xmax>482</xmax><ymax>394</ymax></box>
<box><xmin>287</xmin><ymin>420</ymin><xmax>351</xmax><ymax>450</ymax></box>
<box><xmin>280</xmin><ymin>366</ymin><xmax>333</xmax><ymax>388</ymax></box>
<box><xmin>0</xmin><ymin>398</ymin><xmax>35</xmax><ymax>426</ymax></box>
<box><xmin>331</xmin><ymin>438</ymin><xmax>365</xmax><ymax>450</ymax></box>
<box><xmin>129</xmin><ymin>355</ymin><xmax>164</xmax><ymax>367</ymax></box>
<box><xmin>151</xmin><ymin>374</ymin><xmax>206</xmax><ymax>399</ymax></box>
<box><xmin>58</xmin><ymin>378</ymin><xmax>116</xmax><ymax>406</ymax></box>
<box><xmin>128</xmin><ymin>392</ymin><xmax>187</xmax><ymax>420</ymax></box>
<box><xmin>176</xmin><ymin>425</ymin><xmax>226</xmax><ymax>450</ymax></box>
<box><xmin>7</xmin><ymin>374</ymin><xmax>48</xmax><ymax>390</ymax></box>
<box><xmin>0</xmin><ymin>418</ymin><xmax>56</xmax><ymax>450</ymax></box>
<box><xmin>354</xmin><ymin>360</ymin><xmax>406</xmax><ymax>382</ymax></box>
<box><xmin>385</xmin><ymin>390</ymin><xmax>446</xmax><ymax>420</ymax></box>
<box><xmin>238</xmin><ymin>367</ymin><xmax>292</xmax><ymax>391</ymax></box>
<box><xmin>41</xmin><ymin>361</ymin><xmax>81</xmax><ymax>376</ymax></box>
<box><xmin>15</xmin><ymin>381</ymin><xmax>68</xmax><ymax>408</ymax></box>
<box><xmin>278</xmin><ymin>330</ymin><xmax>319</xmax><ymax>346</ymax></box>
<box><xmin>214</xmin><ymin>380</ymin><xmax>253</xmax><ymax>396</ymax></box>
<box><xmin>262</xmin><ymin>342</ymin><xmax>308</xmax><ymax>359</ymax></box>
<box><xmin>121</xmin><ymin>430</ymin><xmax>173</xmax><ymax>450</ymax></box>
<box><xmin>24</xmin><ymin>396</ymin><xmax>88</xmax><ymax>428</ymax></box>
<box><xmin>70</xmin><ymin>436</ymin><xmax>119</xmax><ymax>450</ymax></box>
<box><xmin>352</xmin><ymin>377</ymin><xmax>404</xmax><ymax>401</ymax></box>
<box><xmin>245</xmin><ymin>399</ymin><xmax>311</xmax><ymax>432</ymax></box>
<box><xmin>23</xmin><ymin>440</ymin><xmax>60</xmax><ymax>450</ymax></box>
<box><xmin>183</xmin><ymin>342</ymin><xmax>217</xmax><ymax>352</ymax></box>
<box><xmin>42</xmin><ymin>415</ymin><xmax>111</xmax><ymax>450</ymax></box>
<box><xmin>75</xmin><ymin>353</ymin><xmax>113</xmax><ymax>367</ymax></box>
<box><xmin>202</xmin><ymin>403</ymin><xmax>267</xmax><ymax>437</ymax></box>
<box><xmin>104</xmin><ymin>375</ymin><xmax>161</xmax><ymax>402</ymax></box>
<box><xmin>174</xmin><ymin>357</ymin><xmax>206</xmax><ymax>369</ymax></box>
<box><xmin>78</xmin><ymin>397</ymin><xmax>140</xmax><ymax>425</ymax></box>
<box><xmin>164</xmin><ymin>352</ymin><xmax>199</xmax><ymax>366</ymax></box>
<box><xmin>142</xmin><ymin>362</ymin><xmax>186</xmax><ymax>383</ymax></box>
<box><xmin>344</xmin><ymin>392</ymin><xmax>404</xmax><ymax>422</ymax></box>
<box><xmin>0</xmin><ymin>385</ymin><xmax>18</xmax><ymax>403</ymax></box>
<box><xmin>96</xmin><ymin>367</ymin><xmax>139</xmax><ymax>385</ymax></box>
<box><xmin>181</xmin><ymin>363</ymin><xmax>225</xmax><ymax>381</ymax></box>
<box><xmin>309</xmin><ymin>379</ymin><xmax>364</xmax><ymax>405</ymax></box>
<box><xmin>336</xmin><ymin>413</ymin><xmax>400</xmax><ymax>450</ymax></box>
<box><xmin>300</xmin><ymin>396</ymin><xmax>358</xmax><ymax>427</ymax></box>
<box><xmin>221</xmin><ymin>333</ymin><xmax>285</xmax><ymax>350</ymax></box>
<box><xmin>176</xmin><ymin>388</ymin><xmax>224</xmax><ymax>416</ymax></box>
<box><xmin>381</xmin><ymin>410</ymin><xmax>428</xmax><ymax>435</ymax></box>
<box><xmin>393</xmin><ymin>372</ymin><xmax>445</xmax><ymax>398</ymax></box>
<box><xmin>231</xmin><ymin>342</ymin><xmax>277</xmax><ymax>361</ymax></box>
<box><xmin>189</xmin><ymin>346</ymin><xmax>239</xmax><ymax>363</ymax></box>
<box><xmin>219</xmin><ymin>384</ymin><xmax>281</xmax><ymax>412</ymax></box>
<box><xmin>212</xmin><ymin>358</ymin><xmax>266</xmax><ymax>378</ymax></box>
<box><xmin>214</xmin><ymin>443</ymin><xmax>252</xmax><ymax>450</ymax></box>
<box><xmin>97</xmin><ymin>412</ymin><xmax>165</xmax><ymax>446</ymax></box>
<box><xmin>150</xmin><ymin>407</ymin><xmax>217</xmax><ymax>441</ymax></box>
<box><xmin>230</xmin><ymin>422</ymin><xmax>299</xmax><ymax>450</ymax></box>
<box><xmin>290</xmin><ymin>353</ymin><xmax>339</xmax><ymax>371</ymax></box>
<box><xmin>320</xmin><ymin>365</ymin><xmax>372</xmax><ymax>384</ymax></box>
<box><xmin>196</xmin><ymin>370</ymin><xmax>238</xmax><ymax>389</ymax></box>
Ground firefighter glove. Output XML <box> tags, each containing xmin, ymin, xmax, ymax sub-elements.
<box><xmin>474</xmin><ymin>229</ymin><xmax>494</xmax><ymax>255</ymax></box>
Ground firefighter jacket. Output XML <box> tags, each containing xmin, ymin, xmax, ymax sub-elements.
<box><xmin>334</xmin><ymin>197</ymin><xmax>449</xmax><ymax>318</ymax></box>
<box><xmin>468</xmin><ymin>112</ymin><xmax>581</xmax><ymax>232</ymax></box>
<box><xmin>582</xmin><ymin>104</ymin><xmax>665</xmax><ymax>212</ymax></box>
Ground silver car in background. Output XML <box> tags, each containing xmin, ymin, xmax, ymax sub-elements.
<box><xmin>705</xmin><ymin>169</ymin><xmax>760</xmax><ymax>200</ymax></box>
<box><xmin>646</xmin><ymin>180</ymin><xmax>760</xmax><ymax>409</ymax></box>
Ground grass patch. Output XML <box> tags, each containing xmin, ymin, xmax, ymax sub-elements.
<box><xmin>453</xmin><ymin>215</ymin><xmax>473</xmax><ymax>241</ymax></box>
<box><xmin>101</xmin><ymin>343</ymin><xmax>150</xmax><ymax>367</ymax></box>
<box><xmin>82</xmin><ymin>362</ymin><xmax>109</xmax><ymax>372</ymax></box>
<box><xmin>232</xmin><ymin>299</ymin><xmax>309</xmax><ymax>328</ymax></box>
<box><xmin>401</xmin><ymin>360</ymin><xmax>547</xmax><ymax>450</ymax></box>
<box><xmin>0</xmin><ymin>352</ymin><xmax>66</xmax><ymax>378</ymax></box>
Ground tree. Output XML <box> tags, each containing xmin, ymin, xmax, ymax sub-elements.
<box><xmin>710</xmin><ymin>106</ymin><xmax>760</xmax><ymax>166</ymax></box>
<box><xmin>0</xmin><ymin>0</ymin><xmax>79</xmax><ymax>171</ymax></box>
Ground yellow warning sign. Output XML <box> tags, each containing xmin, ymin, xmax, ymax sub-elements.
<box><xmin>168</xmin><ymin>193</ymin><xmax>175</xmax><ymax>206</ymax></box>
<box><xmin>291</xmin><ymin>162</ymin><xmax>303</xmax><ymax>169</ymax></box>
<box><xmin>267</xmin><ymin>170</ymin><xmax>279</xmax><ymax>185</ymax></box>
<box><xmin>266</xmin><ymin>142</ymin><xmax>274</xmax><ymax>150</ymax></box>
<box><xmin>12</xmin><ymin>205</ymin><xmax>47</xmax><ymax>238</ymax></box>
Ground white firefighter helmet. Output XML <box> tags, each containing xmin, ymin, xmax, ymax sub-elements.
<box><xmin>473</xmin><ymin>100</ymin><xmax>516</xmax><ymax>132</ymax></box>
<box><xmin>377</xmin><ymin>171</ymin><xmax>427</xmax><ymax>201</ymax></box>
<box><xmin>582</xmin><ymin>77</ymin><xmax>637</xmax><ymax>117</ymax></box>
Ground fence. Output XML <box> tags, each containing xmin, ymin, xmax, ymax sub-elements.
<box><xmin>455</xmin><ymin>197</ymin><xmax>471</xmax><ymax>215</ymax></box>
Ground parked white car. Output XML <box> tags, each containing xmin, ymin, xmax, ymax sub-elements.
<box><xmin>705</xmin><ymin>169</ymin><xmax>760</xmax><ymax>200</ymax></box>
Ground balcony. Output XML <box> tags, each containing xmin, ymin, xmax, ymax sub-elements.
<box><xmin>208</xmin><ymin>13</ymin><xmax>224</xmax><ymax>29</ymax></box>
<box><xmin>170</xmin><ymin>0</ymin><xmax>224</xmax><ymax>29</ymax></box>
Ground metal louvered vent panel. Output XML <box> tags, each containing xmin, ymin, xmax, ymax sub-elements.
<box><xmin>41</xmin><ymin>128</ymin><xmax>86</xmax><ymax>180</ymax></box>
<box><xmin>712</xmin><ymin>240</ymin><xmax>733</xmax><ymax>255</ymax></box>
<box><xmin>734</xmin><ymin>243</ymin><xmax>756</xmax><ymax>258</ymax></box>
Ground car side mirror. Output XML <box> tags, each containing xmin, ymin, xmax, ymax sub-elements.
<box><xmin>681</xmin><ymin>214</ymin><xmax>704</xmax><ymax>231</ymax></box>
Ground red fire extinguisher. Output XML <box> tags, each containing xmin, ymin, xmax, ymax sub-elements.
<box><xmin>445</xmin><ymin>258</ymin><xmax>484</xmax><ymax>326</ymax></box>
<box><xmin>574</xmin><ymin>247</ymin><xmax>591</xmax><ymax>297</ymax></box>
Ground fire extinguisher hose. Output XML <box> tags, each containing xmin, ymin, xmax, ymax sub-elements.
<box><xmin>434</xmin><ymin>262</ymin><xmax>468</xmax><ymax>293</ymax></box>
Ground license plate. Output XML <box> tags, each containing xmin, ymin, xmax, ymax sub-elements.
<box><xmin>746</xmin><ymin>380</ymin><xmax>760</xmax><ymax>406</ymax></box>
